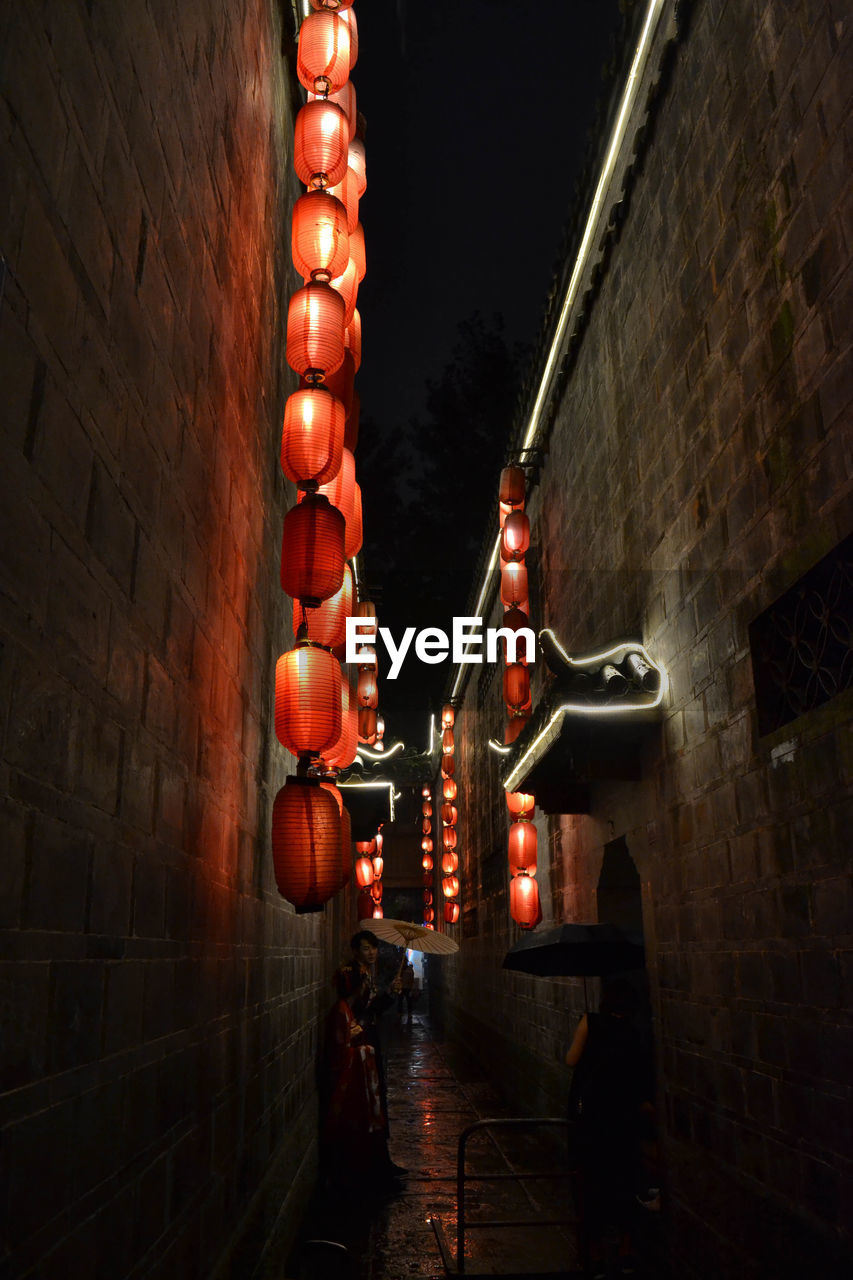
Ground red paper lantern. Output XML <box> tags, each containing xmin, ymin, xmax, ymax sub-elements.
<box><xmin>506</xmin><ymin>790</ymin><xmax>535</xmax><ymax>819</ymax></box>
<box><xmin>508</xmin><ymin>820</ymin><xmax>537</xmax><ymax>877</ymax></box>
<box><xmin>347</xmin><ymin>135</ymin><xmax>367</xmax><ymax>196</ymax></box>
<box><xmin>504</xmin><ymin>663</ymin><xmax>530</xmax><ymax>709</ymax></box>
<box><xmin>309</xmin><ymin>79</ymin><xmax>357</xmax><ymax>141</ymax></box>
<box><xmin>275</xmin><ymin>643</ymin><xmax>342</xmax><ymax>757</ymax></box>
<box><xmin>423</xmin><ymin>890</ymin><xmax>433</xmax><ymax>907</ymax></box>
<box><xmin>505</xmin><ymin>712</ymin><xmax>530</xmax><ymax>745</ymax></box>
<box><xmin>286</xmin><ymin>281</ymin><xmax>345</xmax><ymax>379</ymax></box>
<box><xmin>372</xmin><ymin>904</ymin><xmax>384</xmax><ymax>919</ymax></box>
<box><xmin>294</xmin><ymin>99</ymin><xmax>349</xmax><ymax>188</ymax></box>
<box><xmin>291</xmin><ymin>189</ymin><xmax>349</xmax><ymax>283</ymax></box>
<box><xmin>374</xmin><ymin>831</ymin><xmax>384</xmax><ymax>853</ymax></box>
<box><xmin>499</xmin><ymin>500</ymin><xmax>514</xmax><ymax>529</ymax></box>
<box><xmin>281</xmin><ymin>492</ymin><xmax>345</xmax><ymax>606</ymax></box>
<box><xmin>422</xmin><ymin>786</ymin><xmax>431</xmax><ymax>798</ymax></box>
<box><xmin>422</xmin><ymin>853</ymin><xmax>434</xmax><ymax>872</ymax></box>
<box><xmin>358</xmin><ymin>707</ymin><xmax>377</xmax><ymax>743</ymax></box>
<box><xmin>340</xmin><ymin>6</ymin><xmax>358</xmax><ymax>66</ymax></box>
<box><xmin>500</xmin><ymin>607</ymin><xmax>531</xmax><ymax>661</ymax></box>
<box><xmin>442</xmin><ymin>827</ymin><xmax>457</xmax><ymax>850</ymax></box>
<box><xmin>422</xmin><ymin>818</ymin><xmax>432</xmax><ymax>835</ymax></box>
<box><xmin>441</xmin><ymin>851</ymin><xmax>458</xmax><ymax>875</ymax></box>
<box><xmin>442</xmin><ymin>875</ymin><xmax>459</xmax><ymax>899</ymax></box>
<box><xmin>372</xmin><ymin>855</ymin><xmax>383</xmax><ymax>879</ymax></box>
<box><xmin>357</xmin><ymin>600</ymin><xmax>376</xmax><ymax>621</ymax></box>
<box><xmin>294</xmin><ymin>563</ymin><xmax>353</xmax><ymax>651</ymax></box>
<box><xmin>422</xmin><ymin>801</ymin><xmax>433</xmax><ymax>817</ymax></box>
<box><xmin>349</xmin><ymin>223</ymin><xmax>366</xmax><ymax>282</ymax></box>
<box><xmin>421</xmin><ymin>837</ymin><xmax>433</xmax><ymax>854</ymax></box>
<box><xmin>357</xmin><ymin>668</ymin><xmax>378</xmax><ymax>709</ymax></box>
<box><xmin>357</xmin><ymin>889</ymin><xmax>374</xmax><ymax>919</ymax></box>
<box><xmin>355</xmin><ymin>838</ymin><xmax>376</xmax><ymax>855</ymax></box>
<box><xmin>322</xmin><ymin>351</ymin><xmax>355</xmax><ymax>417</ymax></box>
<box><xmin>355</xmin><ymin>855</ymin><xmax>374</xmax><ymax>887</ymax></box>
<box><xmin>441</xmin><ymin>802</ymin><xmax>458</xmax><ymax>827</ymax></box>
<box><xmin>499</xmin><ymin>465</ymin><xmax>525</xmax><ymax>508</ymax></box>
<box><xmin>328</xmin><ymin>166</ymin><xmax>360</xmax><ymax>231</ymax></box>
<box><xmin>316</xmin><ymin>445</ymin><xmax>356</xmax><ymax>541</ymax></box>
<box><xmin>271</xmin><ymin>776</ymin><xmax>341</xmax><ymax>911</ymax></box>
<box><xmin>326</xmin><ymin>255</ymin><xmax>358</xmax><ymax>324</ymax></box>
<box><xmin>281</xmin><ymin>386</ymin><xmax>345</xmax><ymax>488</ymax></box>
<box><xmin>423</xmin><ymin>907</ymin><xmax>435</xmax><ymax>924</ymax></box>
<box><xmin>297</xmin><ymin>10</ymin><xmax>351</xmax><ymax>95</ymax></box>
<box><xmin>348</xmin><ymin>482</ymin><xmax>363</xmax><ymax>560</ymax></box>
<box><xmin>345</xmin><ymin>310</ymin><xmax>362</xmax><ymax>371</ymax></box>
<box><xmin>444</xmin><ymin>902</ymin><xmax>460</xmax><ymax>924</ymax></box>
<box><xmin>510</xmin><ymin>873</ymin><xmax>540</xmax><ymax>929</ymax></box>
<box><xmin>501</xmin><ymin>509</ymin><xmax>530</xmax><ymax>560</ymax></box>
<box><xmin>322</xmin><ymin>672</ymin><xmax>357</xmax><ymax>769</ymax></box>
<box><xmin>442</xmin><ymin>755</ymin><xmax>456</xmax><ymax>777</ymax></box>
<box><xmin>443</xmin><ymin>778</ymin><xmax>457</xmax><ymax>801</ymax></box>
<box><xmin>441</xmin><ymin>727</ymin><xmax>455</xmax><ymax>755</ymax></box>
<box><xmin>441</xmin><ymin>703</ymin><xmax>455</xmax><ymax>728</ymax></box>
<box><xmin>501</xmin><ymin>562</ymin><xmax>528</xmax><ymax>609</ymax></box>
<box><xmin>370</xmin><ymin>880</ymin><xmax>383</xmax><ymax>903</ymax></box>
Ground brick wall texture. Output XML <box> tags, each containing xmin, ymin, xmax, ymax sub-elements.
<box><xmin>0</xmin><ymin>1</ymin><xmax>352</xmax><ymax>1275</ymax></box>
<box><xmin>433</xmin><ymin>3</ymin><xmax>853</xmax><ymax>1277</ymax></box>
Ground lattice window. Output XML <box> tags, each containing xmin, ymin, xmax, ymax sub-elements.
<box><xmin>749</xmin><ymin>534</ymin><xmax>853</xmax><ymax>736</ymax></box>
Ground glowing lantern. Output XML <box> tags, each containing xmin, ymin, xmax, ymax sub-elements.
<box><xmin>443</xmin><ymin>779</ymin><xmax>457</xmax><ymax>801</ymax></box>
<box><xmin>326</xmin><ymin>255</ymin><xmax>358</xmax><ymax>324</ymax></box>
<box><xmin>286</xmin><ymin>281</ymin><xmax>345</xmax><ymax>379</ymax></box>
<box><xmin>421</xmin><ymin>837</ymin><xmax>433</xmax><ymax>854</ymax></box>
<box><xmin>294</xmin><ymin>100</ymin><xmax>349</xmax><ymax>188</ymax></box>
<box><xmin>345</xmin><ymin>309</ymin><xmax>362</xmax><ymax>370</ymax></box>
<box><xmin>510</xmin><ymin>873</ymin><xmax>540</xmax><ymax>929</ymax></box>
<box><xmin>281</xmin><ymin>493</ymin><xmax>344</xmax><ymax>606</ymax></box>
<box><xmin>508</xmin><ymin>821</ymin><xmax>537</xmax><ymax>877</ymax></box>
<box><xmin>422</xmin><ymin>853</ymin><xmax>433</xmax><ymax>872</ymax></box>
<box><xmin>294</xmin><ymin>563</ymin><xmax>352</xmax><ymax>651</ymax></box>
<box><xmin>271</xmin><ymin>776</ymin><xmax>341</xmax><ymax>912</ymax></box>
<box><xmin>370</xmin><ymin>880</ymin><xmax>382</xmax><ymax>903</ymax></box>
<box><xmin>275</xmin><ymin>643</ymin><xmax>342</xmax><ymax>757</ymax></box>
<box><xmin>499</xmin><ymin>465</ymin><xmax>525</xmax><ymax>508</ymax></box>
<box><xmin>355</xmin><ymin>856</ymin><xmax>374</xmax><ymax>888</ymax></box>
<box><xmin>348</xmin><ymin>482</ymin><xmax>363</xmax><ymax>559</ymax></box>
<box><xmin>501</xmin><ymin>563</ymin><xmax>528</xmax><ymax>609</ymax></box>
<box><xmin>291</xmin><ymin>190</ymin><xmax>349</xmax><ymax>283</ymax></box>
<box><xmin>328</xmin><ymin>167</ymin><xmax>360</xmax><ymax>231</ymax></box>
<box><xmin>322</xmin><ymin>672</ymin><xmax>358</xmax><ymax>769</ymax></box>
<box><xmin>505</xmin><ymin>713</ymin><xmax>530</xmax><ymax>745</ymax></box>
<box><xmin>501</xmin><ymin>509</ymin><xmax>530</xmax><ymax>560</ymax></box>
<box><xmin>340</xmin><ymin>6</ymin><xmax>358</xmax><ymax>66</ymax></box>
<box><xmin>297</xmin><ymin>11</ymin><xmax>351</xmax><ymax>96</ymax></box>
<box><xmin>375</xmin><ymin>714</ymin><xmax>385</xmax><ymax>747</ymax></box>
<box><xmin>315</xmin><ymin>444</ymin><xmax>356</xmax><ymax>529</ymax></box>
<box><xmin>441</xmin><ymin>852</ymin><xmax>458</xmax><ymax>875</ymax></box>
<box><xmin>372</xmin><ymin>856</ymin><xmax>383</xmax><ymax>879</ymax></box>
<box><xmin>500</xmin><ymin>607</ymin><xmax>531</xmax><ymax>661</ymax></box>
<box><xmin>309</xmin><ymin>80</ymin><xmax>357</xmax><ymax>141</ymax></box>
<box><xmin>349</xmin><ymin>223</ymin><xmax>366</xmax><ymax>282</ymax></box>
<box><xmin>441</xmin><ymin>728</ymin><xmax>454</xmax><ymax>755</ymax></box>
<box><xmin>441</xmin><ymin>703</ymin><xmax>455</xmax><ymax>728</ymax></box>
<box><xmin>441</xmin><ymin>803</ymin><xmax>458</xmax><ymax>826</ymax></box>
<box><xmin>355</xmin><ymin>838</ymin><xmax>376</xmax><ymax>855</ymax></box>
<box><xmin>347</xmin><ymin>135</ymin><xmax>367</xmax><ymax>196</ymax></box>
<box><xmin>504</xmin><ymin>663</ymin><xmax>530</xmax><ymax>709</ymax></box>
<box><xmin>374</xmin><ymin>832</ymin><xmax>384</xmax><ymax>853</ymax></box>
<box><xmin>358</xmin><ymin>707</ymin><xmax>377</xmax><ymax>743</ymax></box>
<box><xmin>357</xmin><ymin>668</ymin><xmax>378</xmax><ymax>709</ymax></box>
<box><xmin>442</xmin><ymin>876</ymin><xmax>459</xmax><ymax>899</ymax></box>
<box><xmin>422</xmin><ymin>819</ymin><xmax>432</xmax><ymax>836</ymax></box>
<box><xmin>443</xmin><ymin>827</ymin><xmax>457</xmax><ymax>850</ymax></box>
<box><xmin>445</xmin><ymin>902</ymin><xmax>460</xmax><ymax>924</ymax></box>
<box><xmin>423</xmin><ymin>907</ymin><xmax>434</xmax><ymax>923</ymax></box>
<box><xmin>442</xmin><ymin>755</ymin><xmax>456</xmax><ymax>777</ymax></box>
<box><xmin>281</xmin><ymin>386</ymin><xmax>344</xmax><ymax>489</ymax></box>
<box><xmin>422</xmin><ymin>786</ymin><xmax>431</xmax><ymax>798</ymax></box>
<box><xmin>357</xmin><ymin>889</ymin><xmax>374</xmax><ymax>919</ymax></box>
<box><xmin>506</xmin><ymin>790</ymin><xmax>535</xmax><ymax>819</ymax></box>
<box><xmin>372</xmin><ymin>904</ymin><xmax>383</xmax><ymax>919</ymax></box>
<box><xmin>422</xmin><ymin>801</ymin><xmax>433</xmax><ymax>818</ymax></box>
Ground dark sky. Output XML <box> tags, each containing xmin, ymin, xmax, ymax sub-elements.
<box><xmin>343</xmin><ymin>0</ymin><xmax>626</xmax><ymax>739</ymax></box>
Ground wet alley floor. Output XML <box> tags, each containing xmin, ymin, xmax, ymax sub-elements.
<box><xmin>285</xmin><ymin>1008</ymin><xmax>666</xmax><ymax>1280</ymax></box>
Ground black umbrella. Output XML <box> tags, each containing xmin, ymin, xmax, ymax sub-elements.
<box><xmin>502</xmin><ymin>922</ymin><xmax>644</xmax><ymax>978</ymax></box>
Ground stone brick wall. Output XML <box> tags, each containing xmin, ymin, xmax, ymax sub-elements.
<box><xmin>434</xmin><ymin>2</ymin><xmax>853</xmax><ymax>1276</ymax></box>
<box><xmin>0</xmin><ymin>1</ymin><xmax>341</xmax><ymax>1274</ymax></box>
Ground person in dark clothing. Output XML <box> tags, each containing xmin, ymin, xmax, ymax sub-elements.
<box><xmin>566</xmin><ymin>979</ymin><xmax>653</xmax><ymax>1279</ymax></box>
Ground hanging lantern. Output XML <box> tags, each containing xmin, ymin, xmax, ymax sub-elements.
<box><xmin>286</xmin><ymin>281</ymin><xmax>346</xmax><ymax>379</ymax></box>
<box><xmin>500</xmin><ymin>607</ymin><xmax>531</xmax><ymax>660</ymax></box>
<box><xmin>442</xmin><ymin>875</ymin><xmax>459</xmax><ymax>899</ymax></box>
<box><xmin>275</xmin><ymin>643</ymin><xmax>342</xmax><ymax>757</ymax></box>
<box><xmin>441</xmin><ymin>851</ymin><xmax>458</xmax><ymax>875</ymax></box>
<box><xmin>506</xmin><ymin>790</ymin><xmax>535</xmax><ymax>819</ymax></box>
<box><xmin>422</xmin><ymin>853</ymin><xmax>434</xmax><ymax>872</ymax></box>
<box><xmin>294</xmin><ymin>563</ymin><xmax>353</xmax><ymax>651</ymax></box>
<box><xmin>294</xmin><ymin>99</ymin><xmax>349</xmax><ymax>188</ymax></box>
<box><xmin>421</xmin><ymin>836</ymin><xmax>433</xmax><ymax>854</ymax></box>
<box><xmin>316</xmin><ymin>445</ymin><xmax>356</xmax><ymax>539</ymax></box>
<box><xmin>348</xmin><ymin>482</ymin><xmax>363</xmax><ymax>559</ymax></box>
<box><xmin>355</xmin><ymin>855</ymin><xmax>374</xmax><ymax>888</ymax></box>
<box><xmin>370</xmin><ymin>880</ymin><xmax>383</xmax><ymax>903</ymax></box>
<box><xmin>374</xmin><ymin>831</ymin><xmax>384</xmax><ymax>853</ymax></box>
<box><xmin>357</xmin><ymin>668</ymin><xmax>378</xmax><ymax>709</ymax></box>
<box><xmin>297</xmin><ymin>10</ymin><xmax>351</xmax><ymax>96</ymax></box>
<box><xmin>441</xmin><ymin>703</ymin><xmax>455</xmax><ymax>728</ymax></box>
<box><xmin>505</xmin><ymin>712</ymin><xmax>530</xmax><ymax>745</ymax></box>
<box><xmin>501</xmin><ymin>509</ymin><xmax>530</xmax><ymax>561</ymax></box>
<box><xmin>347</xmin><ymin>135</ymin><xmax>367</xmax><ymax>196</ymax></box>
<box><xmin>309</xmin><ymin>79</ymin><xmax>357</xmax><ymax>141</ymax></box>
<box><xmin>504</xmin><ymin>663</ymin><xmax>531</xmax><ymax>709</ymax></box>
<box><xmin>510</xmin><ymin>873</ymin><xmax>540</xmax><ymax>929</ymax></box>
<box><xmin>328</xmin><ymin>166</ymin><xmax>360</xmax><ymax>232</ymax></box>
<box><xmin>501</xmin><ymin>562</ymin><xmax>528</xmax><ymax>609</ymax></box>
<box><xmin>357</xmin><ymin>889</ymin><xmax>374</xmax><ymax>919</ymax></box>
<box><xmin>323</xmin><ymin>350</ymin><xmax>355</xmax><ymax>416</ymax></box>
<box><xmin>372</xmin><ymin>904</ymin><xmax>384</xmax><ymax>919</ymax></box>
<box><xmin>508</xmin><ymin>820</ymin><xmax>538</xmax><ymax>877</ymax></box>
<box><xmin>442</xmin><ymin>778</ymin><xmax>457</xmax><ymax>801</ymax></box>
<box><xmin>443</xmin><ymin>827</ymin><xmax>457</xmax><ymax>850</ymax></box>
<box><xmin>442</xmin><ymin>754</ymin><xmax>456</xmax><ymax>777</ymax></box>
<box><xmin>440</xmin><ymin>802</ymin><xmax>458</xmax><ymax>827</ymax></box>
<box><xmin>291</xmin><ymin>189</ymin><xmax>349</xmax><ymax>283</ymax></box>
<box><xmin>374</xmin><ymin>715</ymin><xmax>384</xmax><ymax>747</ymax></box>
<box><xmin>281</xmin><ymin>492</ymin><xmax>345</xmax><ymax>606</ymax></box>
<box><xmin>349</xmin><ymin>223</ymin><xmax>366</xmax><ymax>282</ymax></box>
<box><xmin>499</xmin><ymin>465</ymin><xmax>525</xmax><ymax>508</ymax></box>
<box><xmin>340</xmin><ymin>6</ymin><xmax>358</xmax><ymax>67</ymax></box>
<box><xmin>327</xmin><ymin>255</ymin><xmax>358</xmax><ymax>324</ymax></box>
<box><xmin>345</xmin><ymin>309</ymin><xmax>362</xmax><ymax>370</ymax></box>
<box><xmin>322</xmin><ymin>672</ymin><xmax>358</xmax><ymax>769</ymax></box>
<box><xmin>422</xmin><ymin>819</ymin><xmax>432</xmax><ymax>836</ymax></box>
<box><xmin>358</xmin><ymin>707</ymin><xmax>377</xmax><ymax>743</ymax></box>
<box><xmin>355</xmin><ymin>838</ymin><xmax>376</xmax><ymax>855</ymax></box>
<box><xmin>281</xmin><ymin>385</ymin><xmax>345</xmax><ymax>488</ymax></box>
<box><xmin>422</xmin><ymin>785</ymin><xmax>431</xmax><ymax>798</ymax></box>
<box><xmin>423</xmin><ymin>907</ymin><xmax>434</xmax><ymax>924</ymax></box>
<box><xmin>271</xmin><ymin>776</ymin><xmax>341</xmax><ymax>912</ymax></box>
<box><xmin>355</xmin><ymin>645</ymin><xmax>377</xmax><ymax>670</ymax></box>
<box><xmin>441</xmin><ymin>727</ymin><xmax>455</xmax><ymax>755</ymax></box>
<box><xmin>422</xmin><ymin>800</ymin><xmax>433</xmax><ymax>818</ymax></box>
<box><xmin>444</xmin><ymin>902</ymin><xmax>460</xmax><ymax>925</ymax></box>
<box><xmin>423</xmin><ymin>890</ymin><xmax>433</xmax><ymax>907</ymax></box>
<box><xmin>372</xmin><ymin>855</ymin><xmax>383</xmax><ymax>879</ymax></box>
<box><xmin>499</xmin><ymin>500</ymin><xmax>514</xmax><ymax>529</ymax></box>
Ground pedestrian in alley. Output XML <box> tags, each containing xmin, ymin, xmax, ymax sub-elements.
<box><xmin>397</xmin><ymin>957</ymin><xmax>416</xmax><ymax>1020</ymax></box>
<box><xmin>565</xmin><ymin>979</ymin><xmax>654</xmax><ymax>1279</ymax></box>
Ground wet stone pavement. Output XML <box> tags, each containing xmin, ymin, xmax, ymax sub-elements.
<box><xmin>287</xmin><ymin>1008</ymin><xmax>665</xmax><ymax>1280</ymax></box>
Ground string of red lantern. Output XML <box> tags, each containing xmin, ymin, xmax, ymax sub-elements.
<box><xmin>439</xmin><ymin>703</ymin><xmax>461</xmax><ymax>925</ymax></box>
<box><xmin>421</xmin><ymin>784</ymin><xmax>434</xmax><ymax>926</ymax></box>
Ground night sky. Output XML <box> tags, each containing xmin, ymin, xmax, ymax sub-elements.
<box><xmin>346</xmin><ymin>0</ymin><xmax>626</xmax><ymax>740</ymax></box>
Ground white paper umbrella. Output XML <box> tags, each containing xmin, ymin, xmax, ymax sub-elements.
<box><xmin>357</xmin><ymin>917</ymin><xmax>459</xmax><ymax>954</ymax></box>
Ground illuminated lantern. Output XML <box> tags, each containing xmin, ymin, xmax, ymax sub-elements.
<box><xmin>281</xmin><ymin>493</ymin><xmax>344</xmax><ymax>606</ymax></box>
<box><xmin>345</xmin><ymin>309</ymin><xmax>362</xmax><ymax>370</ymax></box>
<box><xmin>441</xmin><ymin>727</ymin><xmax>455</xmax><ymax>755</ymax></box>
<box><xmin>328</xmin><ymin>166</ymin><xmax>360</xmax><ymax>231</ymax></box>
<box><xmin>371</xmin><ymin>855</ymin><xmax>383</xmax><ymax>879</ymax></box>
<box><xmin>423</xmin><ymin>907</ymin><xmax>434</xmax><ymax>923</ymax></box>
<box><xmin>357</xmin><ymin>889</ymin><xmax>374</xmax><ymax>919</ymax></box>
<box><xmin>275</xmin><ymin>643</ymin><xmax>342</xmax><ymax>756</ymax></box>
<box><xmin>504</xmin><ymin>663</ymin><xmax>530</xmax><ymax>709</ymax></box>
<box><xmin>372</xmin><ymin>904</ymin><xmax>383</xmax><ymax>919</ymax></box>
<box><xmin>297</xmin><ymin>11</ymin><xmax>351</xmax><ymax>96</ymax></box>
<box><xmin>441</xmin><ymin>851</ymin><xmax>458</xmax><ymax>875</ymax></box>
<box><xmin>501</xmin><ymin>562</ymin><xmax>528</xmax><ymax>609</ymax></box>
<box><xmin>499</xmin><ymin>465</ymin><xmax>525</xmax><ymax>508</ymax></box>
<box><xmin>340</xmin><ymin>6</ymin><xmax>358</xmax><ymax>67</ymax></box>
<box><xmin>422</xmin><ymin>801</ymin><xmax>433</xmax><ymax>818</ymax></box>
<box><xmin>294</xmin><ymin>100</ymin><xmax>349</xmax><ymax>188</ymax></box>
<box><xmin>423</xmin><ymin>890</ymin><xmax>433</xmax><ymax>907</ymax></box>
<box><xmin>349</xmin><ymin>223</ymin><xmax>366</xmax><ymax>282</ymax></box>
<box><xmin>309</xmin><ymin>79</ymin><xmax>357</xmax><ymax>141</ymax></box>
<box><xmin>422</xmin><ymin>853</ymin><xmax>433</xmax><ymax>872</ymax></box>
<box><xmin>358</xmin><ymin>707</ymin><xmax>377</xmax><ymax>743</ymax></box>
<box><xmin>370</xmin><ymin>880</ymin><xmax>382</xmax><ymax>903</ymax></box>
<box><xmin>443</xmin><ymin>778</ymin><xmax>457</xmax><ymax>801</ymax></box>
<box><xmin>442</xmin><ymin>876</ymin><xmax>460</xmax><ymax>899</ymax></box>
<box><xmin>357</xmin><ymin>668</ymin><xmax>378</xmax><ymax>709</ymax></box>
<box><xmin>506</xmin><ymin>790</ymin><xmax>535</xmax><ymax>819</ymax></box>
<box><xmin>355</xmin><ymin>856</ymin><xmax>374</xmax><ymax>887</ymax></box>
<box><xmin>505</xmin><ymin>713</ymin><xmax>530</xmax><ymax>745</ymax></box>
<box><xmin>355</xmin><ymin>838</ymin><xmax>376</xmax><ymax>855</ymax></box>
<box><xmin>443</xmin><ymin>827</ymin><xmax>457</xmax><ymax>850</ymax></box>
<box><xmin>355</xmin><ymin>645</ymin><xmax>376</xmax><ymax>669</ymax></box>
<box><xmin>442</xmin><ymin>754</ymin><xmax>456</xmax><ymax>777</ymax></box>
<box><xmin>294</xmin><ymin>563</ymin><xmax>353</xmax><ymax>651</ymax></box>
<box><xmin>281</xmin><ymin>386</ymin><xmax>344</xmax><ymax>488</ymax></box>
<box><xmin>348</xmin><ymin>482</ymin><xmax>363</xmax><ymax>559</ymax></box>
<box><xmin>500</xmin><ymin>607</ymin><xmax>531</xmax><ymax>662</ymax></box>
<box><xmin>445</xmin><ymin>902</ymin><xmax>460</xmax><ymax>924</ymax></box>
<box><xmin>323</xmin><ymin>672</ymin><xmax>357</xmax><ymax>769</ymax></box>
<box><xmin>440</xmin><ymin>803</ymin><xmax>458</xmax><ymax>826</ymax></box>
<box><xmin>374</xmin><ymin>715</ymin><xmax>385</xmax><ymax>750</ymax></box>
<box><xmin>441</xmin><ymin>703</ymin><xmax>455</xmax><ymax>728</ymax></box>
<box><xmin>422</xmin><ymin>818</ymin><xmax>432</xmax><ymax>836</ymax></box>
<box><xmin>422</xmin><ymin>786</ymin><xmax>431</xmax><ymax>798</ymax></box>
<box><xmin>291</xmin><ymin>189</ymin><xmax>349</xmax><ymax>283</ymax></box>
<box><xmin>316</xmin><ymin>444</ymin><xmax>356</xmax><ymax>529</ymax></box>
<box><xmin>508</xmin><ymin>821</ymin><xmax>537</xmax><ymax>877</ymax></box>
<box><xmin>286</xmin><ymin>282</ymin><xmax>345</xmax><ymax>379</ymax></box>
<box><xmin>323</xmin><ymin>351</ymin><xmax>356</xmax><ymax>417</ymax></box>
<box><xmin>501</xmin><ymin>509</ymin><xmax>530</xmax><ymax>560</ymax></box>
<box><xmin>510</xmin><ymin>873</ymin><xmax>540</xmax><ymax>929</ymax></box>
<box><xmin>347</xmin><ymin>135</ymin><xmax>367</xmax><ymax>196</ymax></box>
<box><xmin>327</xmin><ymin>256</ymin><xmax>358</xmax><ymax>324</ymax></box>
<box><xmin>374</xmin><ymin>832</ymin><xmax>384</xmax><ymax>853</ymax></box>
<box><xmin>271</xmin><ymin>776</ymin><xmax>341</xmax><ymax>911</ymax></box>
<box><xmin>421</xmin><ymin>837</ymin><xmax>433</xmax><ymax>854</ymax></box>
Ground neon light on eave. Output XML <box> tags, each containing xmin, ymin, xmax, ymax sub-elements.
<box><xmin>450</xmin><ymin>0</ymin><xmax>667</xmax><ymax>703</ymax></box>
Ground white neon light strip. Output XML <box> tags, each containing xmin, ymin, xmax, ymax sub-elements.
<box><xmin>488</xmin><ymin>739</ymin><xmax>512</xmax><ymax>755</ymax></box>
<box><xmin>449</xmin><ymin>0</ymin><xmax>667</xmax><ymax>703</ymax></box>
<box><xmin>338</xmin><ymin>779</ymin><xmax>397</xmax><ymax>822</ymax></box>
<box><xmin>357</xmin><ymin>741</ymin><xmax>405</xmax><ymax>761</ymax></box>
